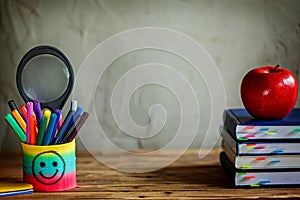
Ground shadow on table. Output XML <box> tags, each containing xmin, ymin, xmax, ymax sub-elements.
<box><xmin>128</xmin><ymin>164</ymin><xmax>233</xmax><ymax>188</ymax></box>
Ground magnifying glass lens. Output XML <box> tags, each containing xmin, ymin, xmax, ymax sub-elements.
<box><xmin>21</xmin><ymin>55</ymin><xmax>70</xmax><ymax>102</ymax></box>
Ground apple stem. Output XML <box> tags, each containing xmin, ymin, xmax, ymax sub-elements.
<box><xmin>271</xmin><ymin>64</ymin><xmax>280</xmax><ymax>72</ymax></box>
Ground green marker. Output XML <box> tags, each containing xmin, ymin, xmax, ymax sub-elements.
<box><xmin>5</xmin><ymin>113</ymin><xmax>26</xmax><ymax>143</ymax></box>
<box><xmin>36</xmin><ymin>116</ymin><xmax>47</xmax><ymax>145</ymax></box>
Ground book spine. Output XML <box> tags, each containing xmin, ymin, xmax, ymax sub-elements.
<box><xmin>221</xmin><ymin>139</ymin><xmax>237</xmax><ymax>165</ymax></box>
<box><xmin>220</xmin><ymin>152</ymin><xmax>237</xmax><ymax>185</ymax></box>
<box><xmin>221</xmin><ymin>128</ymin><xmax>239</xmax><ymax>154</ymax></box>
<box><xmin>223</xmin><ymin>110</ymin><xmax>240</xmax><ymax>138</ymax></box>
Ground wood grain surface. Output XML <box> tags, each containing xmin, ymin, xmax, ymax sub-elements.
<box><xmin>1</xmin><ymin>149</ymin><xmax>300</xmax><ymax>199</ymax></box>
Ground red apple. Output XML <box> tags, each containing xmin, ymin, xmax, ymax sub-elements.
<box><xmin>240</xmin><ymin>64</ymin><xmax>298</xmax><ymax>119</ymax></box>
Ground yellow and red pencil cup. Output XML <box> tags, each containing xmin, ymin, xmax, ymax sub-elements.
<box><xmin>21</xmin><ymin>140</ymin><xmax>76</xmax><ymax>191</ymax></box>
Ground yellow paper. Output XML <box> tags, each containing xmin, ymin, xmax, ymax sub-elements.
<box><xmin>0</xmin><ymin>180</ymin><xmax>33</xmax><ymax>192</ymax></box>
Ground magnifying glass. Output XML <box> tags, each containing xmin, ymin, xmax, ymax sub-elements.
<box><xmin>16</xmin><ymin>45</ymin><xmax>74</xmax><ymax>112</ymax></box>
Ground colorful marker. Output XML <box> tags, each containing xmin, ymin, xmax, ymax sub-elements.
<box><xmin>30</xmin><ymin>115</ymin><xmax>37</xmax><ymax>145</ymax></box>
<box><xmin>5</xmin><ymin>113</ymin><xmax>26</xmax><ymax>143</ymax></box>
<box><xmin>60</xmin><ymin>114</ymin><xmax>82</xmax><ymax>143</ymax></box>
<box><xmin>53</xmin><ymin>101</ymin><xmax>77</xmax><ymax>144</ymax></box>
<box><xmin>8</xmin><ymin>100</ymin><xmax>26</xmax><ymax>133</ymax></box>
<box><xmin>8</xmin><ymin>100</ymin><xmax>24</xmax><ymax>119</ymax></box>
<box><xmin>26</xmin><ymin>102</ymin><xmax>34</xmax><ymax>116</ymax></box>
<box><xmin>49</xmin><ymin>110</ymin><xmax>61</xmax><ymax>144</ymax></box>
<box><xmin>58</xmin><ymin>112</ymin><xmax>63</xmax><ymax>130</ymax></box>
<box><xmin>42</xmin><ymin>113</ymin><xmax>58</xmax><ymax>145</ymax></box>
<box><xmin>65</xmin><ymin>112</ymin><xmax>89</xmax><ymax>143</ymax></box>
<box><xmin>36</xmin><ymin>116</ymin><xmax>47</xmax><ymax>145</ymax></box>
<box><xmin>26</xmin><ymin>102</ymin><xmax>36</xmax><ymax>144</ymax></box>
<box><xmin>11</xmin><ymin>109</ymin><xmax>26</xmax><ymax>133</ymax></box>
<box><xmin>71</xmin><ymin>100</ymin><xmax>78</xmax><ymax>111</ymax></box>
<box><xmin>6</xmin><ymin>99</ymin><xmax>88</xmax><ymax>145</ymax></box>
<box><xmin>33</xmin><ymin>101</ymin><xmax>43</xmax><ymax>125</ymax></box>
<box><xmin>43</xmin><ymin>109</ymin><xmax>51</xmax><ymax>128</ymax></box>
<box><xmin>73</xmin><ymin>107</ymin><xmax>83</xmax><ymax>122</ymax></box>
<box><xmin>19</xmin><ymin>105</ymin><xmax>27</xmax><ymax>120</ymax></box>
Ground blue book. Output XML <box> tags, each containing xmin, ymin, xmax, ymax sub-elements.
<box><xmin>221</xmin><ymin>127</ymin><xmax>300</xmax><ymax>155</ymax></box>
<box><xmin>223</xmin><ymin>108</ymin><xmax>300</xmax><ymax>141</ymax></box>
<box><xmin>222</xmin><ymin>139</ymin><xmax>300</xmax><ymax>169</ymax></box>
<box><xmin>220</xmin><ymin>152</ymin><xmax>300</xmax><ymax>187</ymax></box>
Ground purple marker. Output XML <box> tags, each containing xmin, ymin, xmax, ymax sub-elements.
<box><xmin>33</xmin><ymin>101</ymin><xmax>43</xmax><ymax>125</ymax></box>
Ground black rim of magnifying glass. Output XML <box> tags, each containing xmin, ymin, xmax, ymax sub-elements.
<box><xmin>16</xmin><ymin>45</ymin><xmax>74</xmax><ymax>112</ymax></box>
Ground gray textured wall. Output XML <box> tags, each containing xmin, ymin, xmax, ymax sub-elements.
<box><xmin>0</xmin><ymin>0</ymin><xmax>300</xmax><ymax>151</ymax></box>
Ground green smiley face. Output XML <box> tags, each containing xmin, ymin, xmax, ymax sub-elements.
<box><xmin>32</xmin><ymin>151</ymin><xmax>66</xmax><ymax>185</ymax></box>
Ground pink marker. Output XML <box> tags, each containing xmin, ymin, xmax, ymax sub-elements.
<box><xmin>26</xmin><ymin>102</ymin><xmax>34</xmax><ymax>116</ymax></box>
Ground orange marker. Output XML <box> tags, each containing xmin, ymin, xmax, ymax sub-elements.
<box><xmin>11</xmin><ymin>109</ymin><xmax>26</xmax><ymax>133</ymax></box>
<box><xmin>30</xmin><ymin>115</ymin><xmax>37</xmax><ymax>145</ymax></box>
<box><xmin>8</xmin><ymin>100</ymin><xmax>27</xmax><ymax>133</ymax></box>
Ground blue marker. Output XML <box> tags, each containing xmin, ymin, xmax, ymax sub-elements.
<box><xmin>42</xmin><ymin>113</ymin><xmax>57</xmax><ymax>145</ymax></box>
<box><xmin>49</xmin><ymin>109</ymin><xmax>61</xmax><ymax>144</ymax></box>
<box><xmin>73</xmin><ymin>107</ymin><xmax>83</xmax><ymax>121</ymax></box>
<box><xmin>63</xmin><ymin>106</ymin><xmax>83</xmax><ymax>135</ymax></box>
<box><xmin>53</xmin><ymin>100</ymin><xmax>77</xmax><ymax>144</ymax></box>
<box><xmin>60</xmin><ymin>114</ymin><xmax>82</xmax><ymax>144</ymax></box>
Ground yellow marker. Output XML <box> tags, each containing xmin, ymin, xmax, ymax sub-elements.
<box><xmin>11</xmin><ymin>110</ymin><xmax>26</xmax><ymax>133</ymax></box>
<box><xmin>43</xmin><ymin>109</ymin><xmax>52</xmax><ymax>129</ymax></box>
<box><xmin>266</xmin><ymin>131</ymin><xmax>277</xmax><ymax>135</ymax></box>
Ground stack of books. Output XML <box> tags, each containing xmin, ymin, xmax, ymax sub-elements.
<box><xmin>220</xmin><ymin>108</ymin><xmax>300</xmax><ymax>187</ymax></box>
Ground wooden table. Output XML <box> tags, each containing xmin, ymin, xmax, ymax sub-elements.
<box><xmin>1</xmin><ymin>149</ymin><xmax>300</xmax><ymax>199</ymax></box>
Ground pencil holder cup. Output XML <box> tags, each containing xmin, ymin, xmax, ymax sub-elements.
<box><xmin>21</xmin><ymin>140</ymin><xmax>76</xmax><ymax>191</ymax></box>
